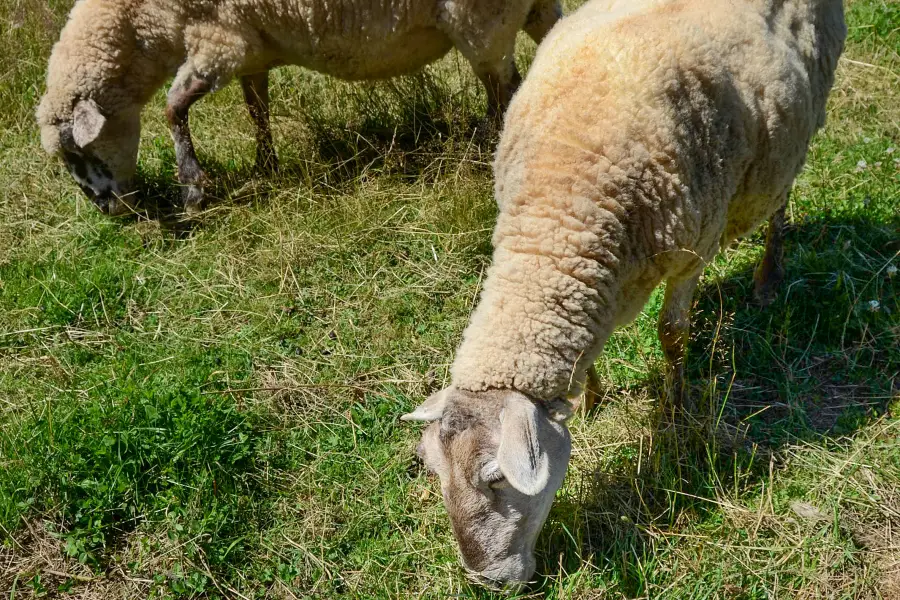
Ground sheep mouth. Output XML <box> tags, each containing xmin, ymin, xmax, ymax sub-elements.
<box><xmin>463</xmin><ymin>568</ymin><xmax>527</xmax><ymax>594</ymax></box>
<box><xmin>79</xmin><ymin>185</ymin><xmax>137</xmax><ymax>217</ymax></box>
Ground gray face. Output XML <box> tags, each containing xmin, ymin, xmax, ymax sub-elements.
<box><xmin>61</xmin><ymin>146</ymin><xmax>127</xmax><ymax>214</ymax></box>
<box><xmin>404</xmin><ymin>388</ymin><xmax>572</xmax><ymax>588</ymax></box>
<box><xmin>39</xmin><ymin>98</ymin><xmax>140</xmax><ymax>216</ymax></box>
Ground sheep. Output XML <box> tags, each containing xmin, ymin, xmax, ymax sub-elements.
<box><xmin>36</xmin><ymin>0</ymin><xmax>562</xmax><ymax>216</ymax></box>
<box><xmin>403</xmin><ymin>0</ymin><xmax>845</xmax><ymax>586</ymax></box>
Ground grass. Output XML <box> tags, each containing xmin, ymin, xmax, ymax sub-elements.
<box><xmin>0</xmin><ymin>0</ymin><xmax>898</xmax><ymax>598</ymax></box>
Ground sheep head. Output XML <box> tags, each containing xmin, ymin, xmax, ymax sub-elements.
<box><xmin>403</xmin><ymin>387</ymin><xmax>572</xmax><ymax>588</ymax></box>
<box><xmin>37</xmin><ymin>96</ymin><xmax>141</xmax><ymax>216</ymax></box>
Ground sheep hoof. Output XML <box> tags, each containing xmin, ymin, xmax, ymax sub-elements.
<box><xmin>182</xmin><ymin>184</ymin><xmax>205</xmax><ymax>215</ymax></box>
<box><xmin>753</xmin><ymin>284</ymin><xmax>777</xmax><ymax>307</ymax></box>
<box><xmin>580</xmin><ymin>387</ymin><xmax>598</xmax><ymax>415</ymax></box>
<box><xmin>255</xmin><ymin>154</ymin><xmax>279</xmax><ymax>176</ymax></box>
<box><xmin>106</xmin><ymin>195</ymin><xmax>138</xmax><ymax>217</ymax></box>
<box><xmin>667</xmin><ymin>383</ymin><xmax>683</xmax><ymax>408</ymax></box>
<box><xmin>475</xmin><ymin>116</ymin><xmax>503</xmax><ymax>144</ymax></box>
<box><xmin>752</xmin><ymin>268</ymin><xmax>784</xmax><ymax>307</ymax></box>
<box><xmin>663</xmin><ymin>366</ymin><xmax>687</xmax><ymax>408</ymax></box>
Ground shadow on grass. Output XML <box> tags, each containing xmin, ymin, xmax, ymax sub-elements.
<box><xmin>294</xmin><ymin>70</ymin><xmax>494</xmax><ymax>182</ymax></box>
<box><xmin>533</xmin><ymin>211</ymin><xmax>899</xmax><ymax>595</ymax></box>
<box><xmin>116</xmin><ymin>75</ymin><xmax>495</xmax><ymax>235</ymax></box>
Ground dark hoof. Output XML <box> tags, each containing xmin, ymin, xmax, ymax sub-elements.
<box><xmin>753</xmin><ymin>269</ymin><xmax>784</xmax><ymax>307</ymax></box>
<box><xmin>475</xmin><ymin>114</ymin><xmax>503</xmax><ymax>142</ymax></box>
<box><xmin>753</xmin><ymin>285</ymin><xmax>777</xmax><ymax>308</ymax></box>
<box><xmin>255</xmin><ymin>154</ymin><xmax>279</xmax><ymax>176</ymax></box>
<box><xmin>182</xmin><ymin>184</ymin><xmax>205</xmax><ymax>215</ymax></box>
<box><xmin>663</xmin><ymin>368</ymin><xmax>688</xmax><ymax>411</ymax></box>
<box><xmin>578</xmin><ymin>367</ymin><xmax>603</xmax><ymax>415</ymax></box>
<box><xmin>580</xmin><ymin>388</ymin><xmax>598</xmax><ymax>415</ymax></box>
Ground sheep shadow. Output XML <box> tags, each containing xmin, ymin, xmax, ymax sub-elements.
<box><xmin>288</xmin><ymin>69</ymin><xmax>495</xmax><ymax>183</ymax></box>
<box><xmin>119</xmin><ymin>74</ymin><xmax>495</xmax><ymax>234</ymax></box>
<box><xmin>532</xmin><ymin>211</ymin><xmax>899</xmax><ymax>594</ymax></box>
<box><xmin>122</xmin><ymin>160</ymin><xmax>290</xmax><ymax>235</ymax></box>
<box><xmin>120</xmin><ymin>121</ymin><xmax>494</xmax><ymax>235</ymax></box>
<box><xmin>300</xmin><ymin>108</ymin><xmax>494</xmax><ymax>181</ymax></box>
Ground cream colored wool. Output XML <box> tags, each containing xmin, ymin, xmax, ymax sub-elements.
<box><xmin>451</xmin><ymin>0</ymin><xmax>846</xmax><ymax>400</ymax></box>
<box><xmin>36</xmin><ymin>0</ymin><xmax>560</xmax><ymax>210</ymax></box>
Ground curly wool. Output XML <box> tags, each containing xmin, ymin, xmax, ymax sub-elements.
<box><xmin>36</xmin><ymin>0</ymin><xmax>550</xmax><ymax>153</ymax></box>
<box><xmin>451</xmin><ymin>0</ymin><xmax>845</xmax><ymax>400</ymax></box>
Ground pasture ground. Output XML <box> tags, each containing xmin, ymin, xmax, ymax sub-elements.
<box><xmin>0</xmin><ymin>0</ymin><xmax>898</xmax><ymax>597</ymax></box>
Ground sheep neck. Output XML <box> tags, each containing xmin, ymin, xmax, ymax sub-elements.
<box><xmin>450</xmin><ymin>197</ymin><xmax>624</xmax><ymax>401</ymax></box>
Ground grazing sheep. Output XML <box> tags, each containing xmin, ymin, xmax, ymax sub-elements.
<box><xmin>36</xmin><ymin>0</ymin><xmax>562</xmax><ymax>216</ymax></box>
<box><xmin>403</xmin><ymin>0</ymin><xmax>845</xmax><ymax>586</ymax></box>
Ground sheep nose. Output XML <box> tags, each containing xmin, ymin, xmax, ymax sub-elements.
<box><xmin>93</xmin><ymin>193</ymin><xmax>113</xmax><ymax>214</ymax></box>
<box><xmin>77</xmin><ymin>183</ymin><xmax>98</xmax><ymax>202</ymax></box>
<box><xmin>465</xmin><ymin>550</ymin><xmax>537</xmax><ymax>590</ymax></box>
<box><xmin>465</xmin><ymin>559</ymin><xmax>534</xmax><ymax>592</ymax></box>
<box><xmin>75</xmin><ymin>183</ymin><xmax>111</xmax><ymax>213</ymax></box>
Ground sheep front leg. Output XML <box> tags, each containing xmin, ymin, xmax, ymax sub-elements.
<box><xmin>581</xmin><ymin>364</ymin><xmax>602</xmax><ymax>414</ymax></box>
<box><xmin>476</xmin><ymin>60</ymin><xmax>523</xmax><ymax>121</ymax></box>
<box><xmin>753</xmin><ymin>201</ymin><xmax>787</xmax><ymax>307</ymax></box>
<box><xmin>167</xmin><ymin>73</ymin><xmax>212</xmax><ymax>214</ymax></box>
<box><xmin>241</xmin><ymin>72</ymin><xmax>278</xmax><ymax>175</ymax></box>
<box><xmin>449</xmin><ymin>18</ymin><xmax>522</xmax><ymax>120</ymax></box>
<box><xmin>452</xmin><ymin>34</ymin><xmax>521</xmax><ymax>120</ymax></box>
<box><xmin>658</xmin><ymin>274</ymin><xmax>700</xmax><ymax>407</ymax></box>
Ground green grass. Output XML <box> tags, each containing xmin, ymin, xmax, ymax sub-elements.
<box><xmin>1</xmin><ymin>0</ymin><xmax>898</xmax><ymax>598</ymax></box>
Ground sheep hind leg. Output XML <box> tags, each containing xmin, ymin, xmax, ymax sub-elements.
<box><xmin>658</xmin><ymin>274</ymin><xmax>701</xmax><ymax>411</ymax></box>
<box><xmin>753</xmin><ymin>201</ymin><xmax>787</xmax><ymax>307</ymax></box>
<box><xmin>581</xmin><ymin>364</ymin><xmax>602</xmax><ymax>415</ymax></box>
<box><xmin>241</xmin><ymin>72</ymin><xmax>278</xmax><ymax>175</ymax></box>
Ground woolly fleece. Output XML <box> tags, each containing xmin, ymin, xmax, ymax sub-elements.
<box><xmin>37</xmin><ymin>0</ymin><xmax>558</xmax><ymax>154</ymax></box>
<box><xmin>450</xmin><ymin>0</ymin><xmax>846</xmax><ymax>400</ymax></box>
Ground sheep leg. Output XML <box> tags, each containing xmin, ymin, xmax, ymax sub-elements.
<box><xmin>450</xmin><ymin>24</ymin><xmax>521</xmax><ymax>120</ymax></box>
<box><xmin>476</xmin><ymin>61</ymin><xmax>523</xmax><ymax>121</ymax></box>
<box><xmin>582</xmin><ymin>364</ymin><xmax>602</xmax><ymax>414</ymax></box>
<box><xmin>241</xmin><ymin>72</ymin><xmax>278</xmax><ymax>175</ymax></box>
<box><xmin>524</xmin><ymin>0</ymin><xmax>562</xmax><ymax>44</ymax></box>
<box><xmin>167</xmin><ymin>74</ymin><xmax>212</xmax><ymax>214</ymax></box>
<box><xmin>453</xmin><ymin>35</ymin><xmax>521</xmax><ymax>120</ymax></box>
<box><xmin>753</xmin><ymin>201</ymin><xmax>787</xmax><ymax>307</ymax></box>
<box><xmin>658</xmin><ymin>274</ymin><xmax>700</xmax><ymax>407</ymax></box>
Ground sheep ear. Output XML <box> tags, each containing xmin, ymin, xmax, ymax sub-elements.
<box><xmin>401</xmin><ymin>388</ymin><xmax>449</xmax><ymax>422</ymax></box>
<box><xmin>497</xmin><ymin>393</ymin><xmax>551</xmax><ymax>496</ymax></box>
<box><xmin>72</xmin><ymin>99</ymin><xmax>106</xmax><ymax>148</ymax></box>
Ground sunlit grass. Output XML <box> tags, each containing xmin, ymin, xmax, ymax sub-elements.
<box><xmin>0</xmin><ymin>0</ymin><xmax>897</xmax><ymax>598</ymax></box>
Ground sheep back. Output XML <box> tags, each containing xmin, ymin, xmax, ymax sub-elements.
<box><xmin>450</xmin><ymin>0</ymin><xmax>845</xmax><ymax>399</ymax></box>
